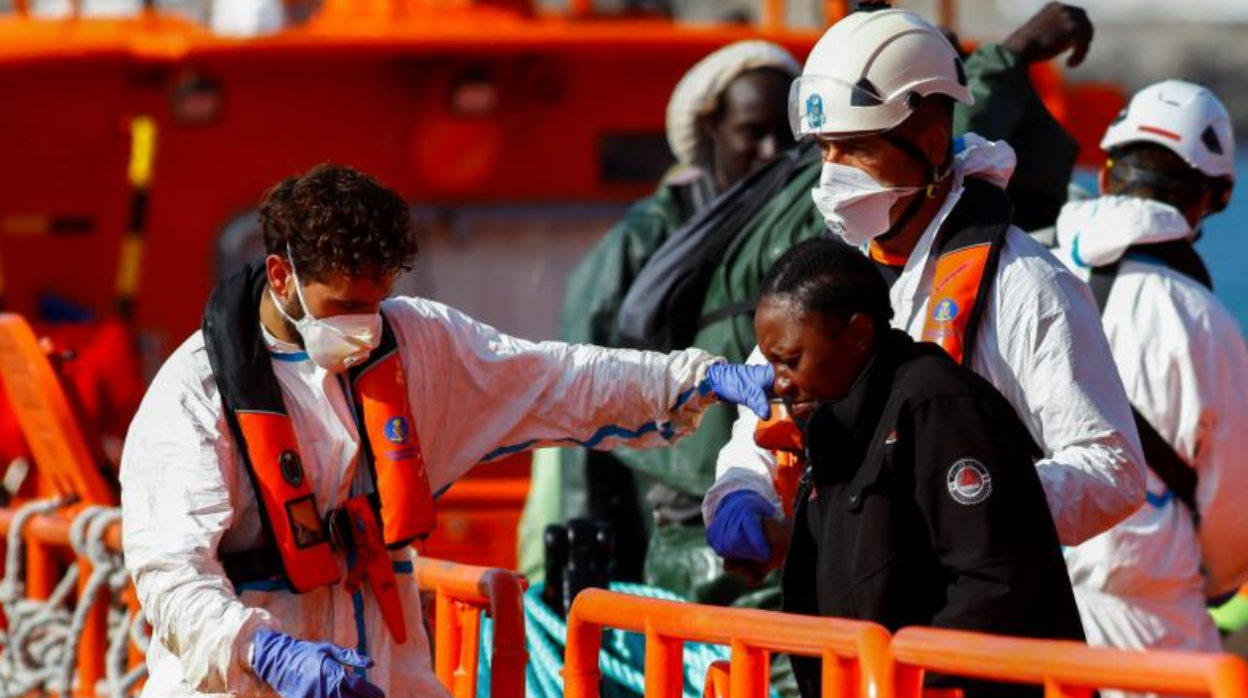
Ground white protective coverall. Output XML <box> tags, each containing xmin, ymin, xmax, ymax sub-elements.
<box><xmin>1054</xmin><ymin>195</ymin><xmax>1248</xmax><ymax>654</ymax></box>
<box><xmin>121</xmin><ymin>296</ymin><xmax>722</xmax><ymax>698</ymax></box>
<box><xmin>702</xmin><ymin>134</ymin><xmax>1147</xmax><ymax>547</ymax></box>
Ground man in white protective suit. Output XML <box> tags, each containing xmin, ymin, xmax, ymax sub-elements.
<box><xmin>1053</xmin><ymin>80</ymin><xmax>1248</xmax><ymax>660</ymax></box>
<box><xmin>119</xmin><ymin>164</ymin><xmax>776</xmax><ymax>698</ymax></box>
<box><xmin>700</xmin><ymin>7</ymin><xmax>1146</xmax><ymax>575</ymax></box>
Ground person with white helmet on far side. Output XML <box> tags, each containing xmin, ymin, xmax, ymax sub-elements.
<box><xmin>701</xmin><ymin>4</ymin><xmax>1148</xmax><ymax>642</ymax></box>
<box><xmin>1051</xmin><ymin>80</ymin><xmax>1248</xmax><ymax>673</ymax></box>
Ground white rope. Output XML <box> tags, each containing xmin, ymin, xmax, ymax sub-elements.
<box><xmin>0</xmin><ymin>497</ymin><xmax>74</xmax><ymax>698</ymax></box>
<box><xmin>0</xmin><ymin>500</ymin><xmax>146</xmax><ymax>698</ymax></box>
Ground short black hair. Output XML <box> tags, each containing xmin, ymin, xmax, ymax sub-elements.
<box><xmin>1105</xmin><ymin>142</ymin><xmax>1212</xmax><ymax>215</ymax></box>
<box><xmin>759</xmin><ymin>238</ymin><xmax>894</xmax><ymax>330</ymax></box>
<box><xmin>260</xmin><ymin>164</ymin><xmax>418</xmax><ymax>282</ymax></box>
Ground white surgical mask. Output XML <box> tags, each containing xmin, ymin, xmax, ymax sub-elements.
<box><xmin>810</xmin><ymin>162</ymin><xmax>923</xmax><ymax>246</ymax></box>
<box><xmin>270</xmin><ymin>261</ymin><xmax>382</xmax><ymax>373</ymax></box>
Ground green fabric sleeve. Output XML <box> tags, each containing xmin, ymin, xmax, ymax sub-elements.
<box><xmin>557</xmin><ymin>185</ymin><xmax>686</xmax><ymax>346</ymax></box>
<box><xmin>956</xmin><ymin>43</ymin><xmax>1080</xmax><ymax>231</ymax></box>
<box><xmin>955</xmin><ymin>43</ymin><xmax>1032</xmax><ymax>142</ymax></box>
<box><xmin>612</xmin><ymin>152</ymin><xmax>826</xmax><ymax>496</ymax></box>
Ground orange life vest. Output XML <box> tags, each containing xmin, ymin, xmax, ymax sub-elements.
<box><xmin>202</xmin><ymin>264</ymin><xmax>436</xmax><ymax>595</ymax></box>
<box><xmin>913</xmin><ymin>178</ymin><xmax>1012</xmax><ymax>366</ymax></box>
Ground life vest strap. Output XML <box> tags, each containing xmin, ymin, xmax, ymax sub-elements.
<box><xmin>919</xmin><ymin>178</ymin><xmax>1013</xmax><ymax>366</ymax></box>
<box><xmin>222</xmin><ymin>548</ymin><xmax>287</xmax><ymax>587</ymax></box>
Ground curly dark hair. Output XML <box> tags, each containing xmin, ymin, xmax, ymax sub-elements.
<box><xmin>760</xmin><ymin>238</ymin><xmax>894</xmax><ymax>331</ymax></box>
<box><xmin>259</xmin><ymin>164</ymin><xmax>418</xmax><ymax>282</ymax></box>
<box><xmin>1105</xmin><ymin>142</ymin><xmax>1221</xmax><ymax>218</ymax></box>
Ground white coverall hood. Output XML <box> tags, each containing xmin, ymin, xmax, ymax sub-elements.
<box><xmin>1056</xmin><ymin>195</ymin><xmax>1193</xmax><ymax>269</ymax></box>
<box><xmin>954</xmin><ymin>132</ymin><xmax>1017</xmax><ymax>190</ymax></box>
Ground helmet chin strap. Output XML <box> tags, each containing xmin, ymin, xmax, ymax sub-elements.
<box><xmin>873</xmin><ymin>132</ymin><xmax>953</xmax><ymax>245</ymax></box>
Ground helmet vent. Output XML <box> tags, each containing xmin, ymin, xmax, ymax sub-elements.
<box><xmin>954</xmin><ymin>58</ymin><xmax>967</xmax><ymax>86</ymax></box>
<box><xmin>851</xmin><ymin>77</ymin><xmax>884</xmax><ymax>107</ymax></box>
<box><xmin>854</xmin><ymin>1</ymin><xmax>892</xmax><ymax>12</ymax></box>
<box><xmin>1201</xmin><ymin>126</ymin><xmax>1224</xmax><ymax>155</ymax></box>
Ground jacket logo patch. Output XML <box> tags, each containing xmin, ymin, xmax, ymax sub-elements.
<box><xmin>385</xmin><ymin>417</ymin><xmax>410</xmax><ymax>445</ymax></box>
<box><xmin>947</xmin><ymin>458</ymin><xmax>992</xmax><ymax>505</ymax></box>
<box><xmin>279</xmin><ymin>450</ymin><xmax>304</xmax><ymax>488</ymax></box>
<box><xmin>932</xmin><ymin>299</ymin><xmax>959</xmax><ymax>324</ymax></box>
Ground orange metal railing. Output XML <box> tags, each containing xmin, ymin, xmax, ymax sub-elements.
<box><xmin>892</xmin><ymin>627</ymin><xmax>1248</xmax><ymax>698</ymax></box>
<box><xmin>564</xmin><ymin>588</ymin><xmax>893</xmax><ymax>698</ymax></box>
<box><xmin>0</xmin><ymin>510</ymin><xmax>529</xmax><ymax>698</ymax></box>
<box><xmin>413</xmin><ymin>557</ymin><xmax>528</xmax><ymax>698</ymax></box>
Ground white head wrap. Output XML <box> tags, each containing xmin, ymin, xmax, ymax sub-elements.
<box><xmin>665</xmin><ymin>40</ymin><xmax>800</xmax><ymax>166</ymax></box>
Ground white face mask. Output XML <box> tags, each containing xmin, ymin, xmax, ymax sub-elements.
<box><xmin>810</xmin><ymin>162</ymin><xmax>923</xmax><ymax>246</ymax></box>
<box><xmin>270</xmin><ymin>261</ymin><xmax>382</xmax><ymax>373</ymax></box>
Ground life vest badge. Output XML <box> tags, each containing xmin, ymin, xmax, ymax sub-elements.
<box><xmin>285</xmin><ymin>494</ymin><xmax>327</xmax><ymax>548</ymax></box>
<box><xmin>947</xmin><ymin>458</ymin><xmax>992</xmax><ymax>506</ymax></box>
<box><xmin>385</xmin><ymin>416</ymin><xmax>410</xmax><ymax>445</ymax></box>
<box><xmin>279</xmin><ymin>450</ymin><xmax>304</xmax><ymax>488</ymax></box>
<box><xmin>932</xmin><ymin>299</ymin><xmax>959</xmax><ymax>324</ymax></box>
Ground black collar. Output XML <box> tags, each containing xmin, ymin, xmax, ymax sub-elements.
<box><xmin>805</xmin><ymin>330</ymin><xmax>911</xmax><ymax>482</ymax></box>
<box><xmin>1128</xmin><ymin>239</ymin><xmax>1213</xmax><ymax>291</ymax></box>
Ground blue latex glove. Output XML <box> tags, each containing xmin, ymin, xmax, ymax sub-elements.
<box><xmin>250</xmin><ymin>628</ymin><xmax>385</xmax><ymax>698</ymax></box>
<box><xmin>702</xmin><ymin>364</ymin><xmax>774</xmax><ymax>420</ymax></box>
<box><xmin>707</xmin><ymin>490</ymin><xmax>778</xmax><ymax>562</ymax></box>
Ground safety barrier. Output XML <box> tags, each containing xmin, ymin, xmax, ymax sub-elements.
<box><xmin>564</xmin><ymin>588</ymin><xmax>893</xmax><ymax>698</ymax></box>
<box><xmin>0</xmin><ymin>505</ymin><xmax>530</xmax><ymax>698</ymax></box>
<box><xmin>413</xmin><ymin>557</ymin><xmax>528</xmax><ymax>698</ymax></box>
<box><xmin>892</xmin><ymin>627</ymin><xmax>1248</xmax><ymax>698</ymax></box>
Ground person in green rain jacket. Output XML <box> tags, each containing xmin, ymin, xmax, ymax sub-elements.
<box><xmin>522</xmin><ymin>40</ymin><xmax>801</xmax><ymax>581</ymax></box>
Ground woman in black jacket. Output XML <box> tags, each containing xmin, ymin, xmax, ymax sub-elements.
<box><xmin>747</xmin><ymin>238</ymin><xmax>1086</xmax><ymax>698</ymax></box>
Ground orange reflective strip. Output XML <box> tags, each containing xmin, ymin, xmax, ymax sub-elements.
<box><xmin>921</xmin><ymin>243</ymin><xmax>992</xmax><ymax>365</ymax></box>
<box><xmin>235</xmin><ymin>411</ymin><xmax>339</xmax><ymax>592</ymax></box>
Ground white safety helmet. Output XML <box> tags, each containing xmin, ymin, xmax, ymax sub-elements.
<box><xmin>1101</xmin><ymin>80</ymin><xmax>1235</xmax><ymax>182</ymax></box>
<box><xmin>790</xmin><ymin>8</ymin><xmax>973</xmax><ymax>141</ymax></box>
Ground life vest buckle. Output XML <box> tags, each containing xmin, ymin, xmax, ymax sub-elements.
<box><xmin>326</xmin><ymin>496</ymin><xmax>410</xmax><ymax>644</ymax></box>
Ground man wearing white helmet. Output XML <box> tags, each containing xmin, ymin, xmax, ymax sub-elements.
<box><xmin>703</xmin><ymin>6</ymin><xmax>1145</xmax><ymax>587</ymax></box>
<box><xmin>531</xmin><ymin>41</ymin><xmax>800</xmax><ymax>580</ymax></box>
<box><xmin>1052</xmin><ymin>80</ymin><xmax>1248</xmax><ymax>661</ymax></box>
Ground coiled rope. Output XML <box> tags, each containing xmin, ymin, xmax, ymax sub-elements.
<box><xmin>0</xmin><ymin>499</ymin><xmax>148</xmax><ymax>698</ymax></box>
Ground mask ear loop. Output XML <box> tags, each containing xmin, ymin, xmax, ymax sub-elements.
<box><xmin>283</xmin><ymin>244</ymin><xmax>317</xmax><ymax>322</ymax></box>
<box><xmin>875</xmin><ymin>130</ymin><xmax>952</xmax><ymax>243</ymax></box>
